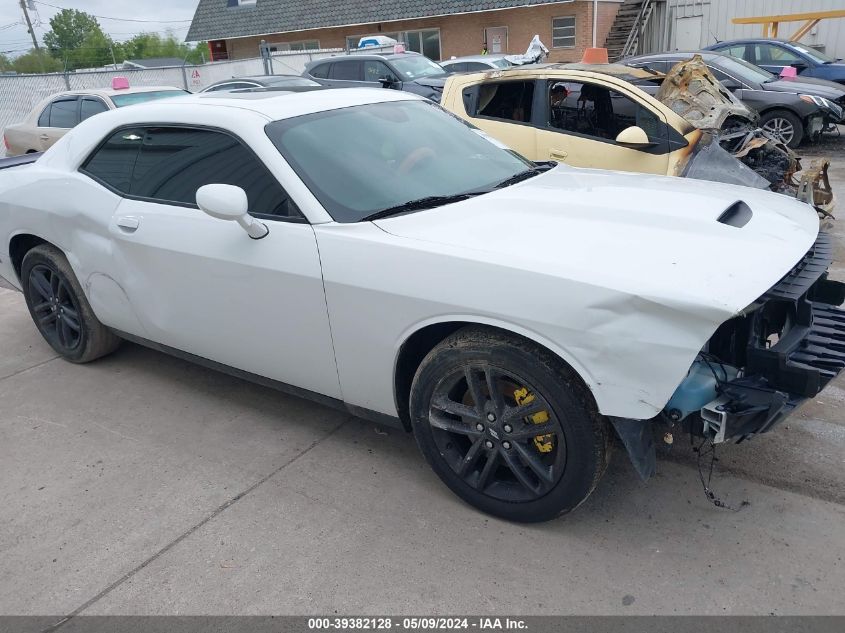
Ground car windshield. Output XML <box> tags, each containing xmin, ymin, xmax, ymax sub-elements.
<box><xmin>110</xmin><ymin>90</ymin><xmax>188</xmax><ymax>107</ymax></box>
<box><xmin>265</xmin><ymin>100</ymin><xmax>533</xmax><ymax>223</ymax></box>
<box><xmin>790</xmin><ymin>43</ymin><xmax>835</xmax><ymax>64</ymax></box>
<box><xmin>714</xmin><ymin>55</ymin><xmax>775</xmax><ymax>84</ymax></box>
<box><xmin>390</xmin><ymin>55</ymin><xmax>448</xmax><ymax>79</ymax></box>
<box><xmin>490</xmin><ymin>58</ymin><xmax>513</xmax><ymax>69</ymax></box>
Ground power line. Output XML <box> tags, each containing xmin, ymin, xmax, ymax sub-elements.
<box><xmin>33</xmin><ymin>1</ymin><xmax>193</xmax><ymax>23</ymax></box>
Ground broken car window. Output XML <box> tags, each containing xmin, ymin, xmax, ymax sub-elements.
<box><xmin>476</xmin><ymin>81</ymin><xmax>535</xmax><ymax>123</ymax></box>
<box><xmin>547</xmin><ymin>80</ymin><xmax>663</xmax><ymax>143</ymax></box>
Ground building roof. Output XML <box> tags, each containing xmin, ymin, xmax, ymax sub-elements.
<box><xmin>123</xmin><ymin>57</ymin><xmax>188</xmax><ymax>68</ymax></box>
<box><xmin>187</xmin><ymin>0</ymin><xmax>573</xmax><ymax>42</ymax></box>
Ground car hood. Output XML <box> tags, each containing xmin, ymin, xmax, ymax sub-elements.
<box><xmin>764</xmin><ymin>76</ymin><xmax>845</xmax><ymax>100</ymax></box>
<box><xmin>374</xmin><ymin>167</ymin><xmax>819</xmax><ymax>318</ymax></box>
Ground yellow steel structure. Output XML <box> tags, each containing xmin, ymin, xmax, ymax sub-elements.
<box><xmin>732</xmin><ymin>9</ymin><xmax>845</xmax><ymax>41</ymax></box>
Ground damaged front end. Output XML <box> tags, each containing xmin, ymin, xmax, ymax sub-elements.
<box><xmin>618</xmin><ymin>233</ymin><xmax>845</xmax><ymax>481</ymax></box>
<box><xmin>666</xmin><ymin>233</ymin><xmax>845</xmax><ymax>444</ymax></box>
<box><xmin>658</xmin><ymin>55</ymin><xmax>835</xmax><ymax>217</ymax></box>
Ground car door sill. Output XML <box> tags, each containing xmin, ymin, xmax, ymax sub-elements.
<box><xmin>110</xmin><ymin>329</ymin><xmax>406</xmax><ymax>431</ymax></box>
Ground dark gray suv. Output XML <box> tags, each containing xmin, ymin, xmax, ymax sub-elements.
<box><xmin>302</xmin><ymin>52</ymin><xmax>449</xmax><ymax>101</ymax></box>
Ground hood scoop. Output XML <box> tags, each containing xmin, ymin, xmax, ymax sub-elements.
<box><xmin>717</xmin><ymin>201</ymin><xmax>753</xmax><ymax>228</ymax></box>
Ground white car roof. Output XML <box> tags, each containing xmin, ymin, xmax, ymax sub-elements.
<box><xmin>135</xmin><ymin>87</ymin><xmax>421</xmax><ymax>121</ymax></box>
<box><xmin>38</xmin><ymin>88</ymin><xmax>424</xmax><ymax>170</ymax></box>
<box><xmin>54</xmin><ymin>85</ymin><xmax>184</xmax><ymax>99</ymax></box>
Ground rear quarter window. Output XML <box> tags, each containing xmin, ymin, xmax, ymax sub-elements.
<box><xmin>309</xmin><ymin>63</ymin><xmax>331</xmax><ymax>79</ymax></box>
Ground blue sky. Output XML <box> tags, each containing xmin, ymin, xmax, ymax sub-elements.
<box><xmin>1</xmin><ymin>0</ymin><xmax>200</xmax><ymax>57</ymax></box>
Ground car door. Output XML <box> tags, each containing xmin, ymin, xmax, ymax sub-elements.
<box><xmin>79</xmin><ymin>125</ymin><xmax>342</xmax><ymax>399</ymax></box>
<box><xmin>325</xmin><ymin>59</ymin><xmax>364</xmax><ymax>88</ymax></box>
<box><xmin>80</xmin><ymin>96</ymin><xmax>110</xmax><ymax>122</ymax></box>
<box><xmin>35</xmin><ymin>96</ymin><xmax>79</xmax><ymax>150</ymax></box>
<box><xmin>751</xmin><ymin>42</ymin><xmax>808</xmax><ymax>76</ymax></box>
<box><xmin>362</xmin><ymin>60</ymin><xmax>399</xmax><ymax>88</ymax></box>
<box><xmin>458</xmin><ymin>79</ymin><xmax>539</xmax><ymax>158</ymax></box>
<box><xmin>534</xmin><ymin>78</ymin><xmax>671</xmax><ymax>174</ymax></box>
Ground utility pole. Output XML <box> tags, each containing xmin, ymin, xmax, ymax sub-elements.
<box><xmin>19</xmin><ymin>0</ymin><xmax>45</xmax><ymax>72</ymax></box>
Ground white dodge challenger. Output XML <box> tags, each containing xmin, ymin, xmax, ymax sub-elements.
<box><xmin>1</xmin><ymin>88</ymin><xmax>843</xmax><ymax>522</ymax></box>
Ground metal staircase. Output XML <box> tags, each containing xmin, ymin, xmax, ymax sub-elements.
<box><xmin>604</xmin><ymin>0</ymin><xmax>655</xmax><ymax>62</ymax></box>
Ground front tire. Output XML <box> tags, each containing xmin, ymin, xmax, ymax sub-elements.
<box><xmin>410</xmin><ymin>327</ymin><xmax>609</xmax><ymax>522</ymax></box>
<box><xmin>21</xmin><ymin>244</ymin><xmax>121</xmax><ymax>363</ymax></box>
<box><xmin>760</xmin><ymin>109</ymin><xmax>804</xmax><ymax>148</ymax></box>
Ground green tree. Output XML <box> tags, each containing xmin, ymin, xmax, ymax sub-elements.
<box><xmin>117</xmin><ymin>32</ymin><xmax>201</xmax><ymax>63</ymax></box>
<box><xmin>66</xmin><ymin>29</ymin><xmax>115</xmax><ymax>70</ymax></box>
<box><xmin>43</xmin><ymin>9</ymin><xmax>107</xmax><ymax>61</ymax></box>
<box><xmin>0</xmin><ymin>54</ymin><xmax>13</xmax><ymax>72</ymax></box>
<box><xmin>11</xmin><ymin>49</ymin><xmax>63</xmax><ymax>74</ymax></box>
<box><xmin>186</xmin><ymin>42</ymin><xmax>208</xmax><ymax>64</ymax></box>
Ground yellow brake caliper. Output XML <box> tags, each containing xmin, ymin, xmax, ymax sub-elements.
<box><xmin>513</xmin><ymin>387</ymin><xmax>554</xmax><ymax>453</ymax></box>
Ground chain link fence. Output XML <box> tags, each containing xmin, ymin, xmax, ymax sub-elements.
<box><xmin>0</xmin><ymin>49</ymin><xmax>341</xmax><ymax>157</ymax></box>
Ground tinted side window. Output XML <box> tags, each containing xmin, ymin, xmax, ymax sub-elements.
<box><xmin>48</xmin><ymin>98</ymin><xmax>79</xmax><ymax>128</ymax></box>
<box><xmin>475</xmin><ymin>81</ymin><xmax>534</xmax><ymax>123</ymax></box>
<box><xmin>330</xmin><ymin>60</ymin><xmax>362</xmax><ymax>81</ymax></box>
<box><xmin>130</xmin><ymin>127</ymin><xmax>301</xmax><ymax>219</ymax></box>
<box><xmin>464</xmin><ymin>62</ymin><xmax>489</xmax><ymax>72</ymax></box>
<box><xmin>81</xmin><ymin>127</ymin><xmax>145</xmax><ymax>193</ymax></box>
<box><xmin>310</xmin><ymin>62</ymin><xmax>331</xmax><ymax>79</ymax></box>
<box><xmin>80</xmin><ymin>98</ymin><xmax>109</xmax><ymax>121</ymax></box>
<box><xmin>754</xmin><ymin>43</ymin><xmax>801</xmax><ymax>65</ymax></box>
<box><xmin>547</xmin><ymin>80</ymin><xmax>665</xmax><ymax>142</ymax></box>
<box><xmin>363</xmin><ymin>60</ymin><xmax>396</xmax><ymax>82</ymax></box>
<box><xmin>38</xmin><ymin>104</ymin><xmax>51</xmax><ymax>127</ymax></box>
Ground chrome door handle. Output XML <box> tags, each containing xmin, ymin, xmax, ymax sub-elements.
<box><xmin>116</xmin><ymin>216</ymin><xmax>140</xmax><ymax>232</ymax></box>
<box><xmin>39</xmin><ymin>134</ymin><xmax>49</xmax><ymax>141</ymax></box>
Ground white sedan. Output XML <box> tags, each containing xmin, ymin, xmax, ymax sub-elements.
<box><xmin>1</xmin><ymin>89</ymin><xmax>843</xmax><ymax>522</ymax></box>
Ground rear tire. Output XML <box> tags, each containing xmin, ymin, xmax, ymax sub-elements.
<box><xmin>760</xmin><ymin>109</ymin><xmax>804</xmax><ymax>148</ymax></box>
<box><xmin>410</xmin><ymin>326</ymin><xmax>609</xmax><ymax>522</ymax></box>
<box><xmin>21</xmin><ymin>244</ymin><xmax>121</xmax><ymax>363</ymax></box>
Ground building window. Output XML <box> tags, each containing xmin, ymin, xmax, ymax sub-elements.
<box><xmin>405</xmin><ymin>29</ymin><xmax>441</xmax><ymax>60</ymax></box>
<box><xmin>552</xmin><ymin>16</ymin><xmax>576</xmax><ymax>49</ymax></box>
<box><xmin>271</xmin><ymin>40</ymin><xmax>320</xmax><ymax>52</ymax></box>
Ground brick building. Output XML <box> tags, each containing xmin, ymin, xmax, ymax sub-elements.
<box><xmin>187</xmin><ymin>0</ymin><xmax>623</xmax><ymax>64</ymax></box>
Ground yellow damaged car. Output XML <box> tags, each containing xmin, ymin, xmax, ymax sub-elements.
<box><xmin>440</xmin><ymin>60</ymin><xmax>833</xmax><ymax>215</ymax></box>
<box><xmin>441</xmin><ymin>64</ymin><xmax>695</xmax><ymax>175</ymax></box>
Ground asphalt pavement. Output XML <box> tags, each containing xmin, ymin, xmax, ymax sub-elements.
<box><xmin>1</xmin><ymin>139</ymin><xmax>844</xmax><ymax>617</ymax></box>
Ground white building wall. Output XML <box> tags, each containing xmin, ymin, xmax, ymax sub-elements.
<box><xmin>642</xmin><ymin>0</ymin><xmax>845</xmax><ymax>58</ymax></box>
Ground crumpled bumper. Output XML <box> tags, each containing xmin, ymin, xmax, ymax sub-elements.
<box><xmin>702</xmin><ymin>233</ymin><xmax>845</xmax><ymax>442</ymax></box>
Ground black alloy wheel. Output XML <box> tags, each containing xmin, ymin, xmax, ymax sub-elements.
<box><xmin>427</xmin><ymin>364</ymin><xmax>566</xmax><ymax>502</ymax></box>
<box><xmin>410</xmin><ymin>327</ymin><xmax>609</xmax><ymax>522</ymax></box>
<box><xmin>27</xmin><ymin>263</ymin><xmax>83</xmax><ymax>353</ymax></box>
<box><xmin>21</xmin><ymin>244</ymin><xmax>121</xmax><ymax>363</ymax></box>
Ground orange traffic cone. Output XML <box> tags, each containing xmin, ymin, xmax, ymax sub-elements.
<box><xmin>581</xmin><ymin>47</ymin><xmax>609</xmax><ymax>64</ymax></box>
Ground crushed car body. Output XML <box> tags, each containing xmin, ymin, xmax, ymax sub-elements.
<box><xmin>440</xmin><ymin>58</ymin><xmax>835</xmax><ymax>216</ymax></box>
<box><xmin>655</xmin><ymin>55</ymin><xmax>835</xmax><ymax>217</ymax></box>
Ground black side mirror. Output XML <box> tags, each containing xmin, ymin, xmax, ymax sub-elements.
<box><xmin>378</xmin><ymin>76</ymin><xmax>395</xmax><ymax>87</ymax></box>
<box><xmin>790</xmin><ymin>61</ymin><xmax>808</xmax><ymax>70</ymax></box>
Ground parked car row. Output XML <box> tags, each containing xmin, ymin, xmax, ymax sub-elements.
<box><xmin>6</xmin><ymin>40</ymin><xmax>844</xmax><ymax>159</ymax></box>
